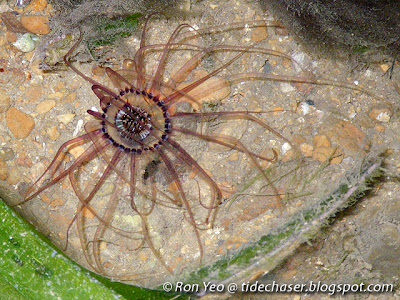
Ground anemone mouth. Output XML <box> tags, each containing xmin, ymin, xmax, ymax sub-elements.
<box><xmin>92</xmin><ymin>88</ymin><xmax>171</xmax><ymax>154</ymax></box>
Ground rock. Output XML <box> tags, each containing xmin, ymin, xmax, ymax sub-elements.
<box><xmin>13</xmin><ymin>33</ymin><xmax>39</xmax><ymax>52</ymax></box>
<box><xmin>369</xmin><ymin>106</ymin><xmax>392</xmax><ymax>123</ymax></box>
<box><xmin>312</xmin><ymin>146</ymin><xmax>343</xmax><ymax>165</ymax></box>
<box><xmin>57</xmin><ymin>113</ymin><xmax>75</xmax><ymax>125</ymax></box>
<box><xmin>28</xmin><ymin>0</ymin><xmax>48</xmax><ymax>13</ymax></box>
<box><xmin>16</xmin><ymin>152</ymin><xmax>33</xmax><ymax>167</ymax></box>
<box><xmin>64</xmin><ymin>93</ymin><xmax>77</xmax><ymax>103</ymax></box>
<box><xmin>251</xmin><ymin>26</ymin><xmax>268</xmax><ymax>42</ymax></box>
<box><xmin>26</xmin><ymin>84</ymin><xmax>43</xmax><ymax>103</ymax></box>
<box><xmin>300</xmin><ymin>143</ymin><xmax>313</xmax><ymax>157</ymax></box>
<box><xmin>375</xmin><ymin>124</ymin><xmax>385</xmax><ymax>133</ymax></box>
<box><xmin>47</xmin><ymin>126</ymin><xmax>60</xmax><ymax>141</ymax></box>
<box><xmin>312</xmin><ymin>135</ymin><xmax>343</xmax><ymax>164</ymax></box>
<box><xmin>6</xmin><ymin>107</ymin><xmax>35</xmax><ymax>139</ymax></box>
<box><xmin>7</xmin><ymin>168</ymin><xmax>21</xmax><ymax>185</ymax></box>
<box><xmin>20</xmin><ymin>15</ymin><xmax>50</xmax><ymax>35</ymax></box>
<box><xmin>48</xmin><ymin>91</ymin><xmax>64</xmax><ymax>100</ymax></box>
<box><xmin>313</xmin><ymin>135</ymin><xmax>331</xmax><ymax>148</ymax></box>
<box><xmin>280</xmin><ymin>82</ymin><xmax>295</xmax><ymax>93</ymax></box>
<box><xmin>322</xmin><ymin>119</ymin><xmax>366</xmax><ymax>155</ymax></box>
<box><xmin>380</xmin><ymin>64</ymin><xmax>389</xmax><ymax>73</ymax></box>
<box><xmin>36</xmin><ymin>99</ymin><xmax>56</xmax><ymax>114</ymax></box>
<box><xmin>0</xmin><ymin>147</ymin><xmax>15</xmax><ymax>161</ymax></box>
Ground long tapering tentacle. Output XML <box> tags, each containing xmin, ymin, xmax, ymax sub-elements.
<box><xmin>22</xmin><ymin>132</ymin><xmax>102</xmax><ymax>203</ymax></box>
<box><xmin>174</xmin><ymin>126</ymin><xmax>283</xmax><ymax>209</ymax></box>
<box><xmin>164</xmin><ymin>138</ymin><xmax>222</xmax><ymax>224</ymax></box>
<box><xmin>157</xmin><ymin>148</ymin><xmax>204</xmax><ymax>262</ymax></box>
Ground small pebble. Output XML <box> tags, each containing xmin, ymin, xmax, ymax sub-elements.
<box><xmin>313</xmin><ymin>135</ymin><xmax>331</xmax><ymax>148</ymax></box>
<box><xmin>26</xmin><ymin>84</ymin><xmax>43</xmax><ymax>103</ymax></box>
<box><xmin>7</xmin><ymin>168</ymin><xmax>21</xmax><ymax>185</ymax></box>
<box><xmin>0</xmin><ymin>147</ymin><xmax>16</xmax><ymax>161</ymax></box>
<box><xmin>13</xmin><ymin>33</ymin><xmax>39</xmax><ymax>52</ymax></box>
<box><xmin>300</xmin><ymin>102</ymin><xmax>311</xmax><ymax>115</ymax></box>
<box><xmin>251</xmin><ymin>26</ymin><xmax>268</xmax><ymax>42</ymax></box>
<box><xmin>64</xmin><ymin>93</ymin><xmax>77</xmax><ymax>103</ymax></box>
<box><xmin>57</xmin><ymin>113</ymin><xmax>75</xmax><ymax>125</ymax></box>
<box><xmin>369</xmin><ymin>106</ymin><xmax>392</xmax><ymax>123</ymax></box>
<box><xmin>312</xmin><ymin>146</ymin><xmax>343</xmax><ymax>165</ymax></box>
<box><xmin>281</xmin><ymin>142</ymin><xmax>292</xmax><ymax>155</ymax></box>
<box><xmin>312</xmin><ymin>147</ymin><xmax>332</xmax><ymax>163</ymax></box>
<box><xmin>348</xmin><ymin>105</ymin><xmax>357</xmax><ymax>119</ymax></box>
<box><xmin>36</xmin><ymin>99</ymin><xmax>55</xmax><ymax>114</ymax></box>
<box><xmin>138</xmin><ymin>252</ymin><xmax>149</xmax><ymax>263</ymax></box>
<box><xmin>312</xmin><ymin>135</ymin><xmax>344</xmax><ymax>164</ymax></box>
<box><xmin>179</xmin><ymin>0</ymin><xmax>190</xmax><ymax>12</ymax></box>
<box><xmin>324</xmin><ymin>120</ymin><xmax>366</xmax><ymax>155</ymax></box>
<box><xmin>376</xmin><ymin>112</ymin><xmax>391</xmax><ymax>123</ymax></box>
<box><xmin>375</xmin><ymin>124</ymin><xmax>385</xmax><ymax>133</ymax></box>
<box><xmin>0</xmin><ymin>36</ymin><xmax>6</xmax><ymax>47</ymax></box>
<box><xmin>16</xmin><ymin>152</ymin><xmax>33</xmax><ymax>167</ymax></box>
<box><xmin>20</xmin><ymin>15</ymin><xmax>50</xmax><ymax>35</ymax></box>
<box><xmin>380</xmin><ymin>64</ymin><xmax>389</xmax><ymax>73</ymax></box>
<box><xmin>73</xmin><ymin>119</ymin><xmax>83</xmax><ymax>137</ymax></box>
<box><xmin>300</xmin><ymin>143</ymin><xmax>313</xmax><ymax>157</ymax></box>
<box><xmin>47</xmin><ymin>126</ymin><xmax>60</xmax><ymax>140</ymax></box>
<box><xmin>54</xmin><ymin>82</ymin><xmax>65</xmax><ymax>91</ymax></box>
<box><xmin>28</xmin><ymin>0</ymin><xmax>48</xmax><ymax>13</ymax></box>
<box><xmin>280</xmin><ymin>82</ymin><xmax>295</xmax><ymax>93</ymax></box>
<box><xmin>48</xmin><ymin>91</ymin><xmax>64</xmax><ymax>100</ymax></box>
<box><xmin>6</xmin><ymin>107</ymin><xmax>35</xmax><ymax>139</ymax></box>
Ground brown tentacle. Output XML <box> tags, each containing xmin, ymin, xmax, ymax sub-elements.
<box><xmin>164</xmin><ymin>138</ymin><xmax>222</xmax><ymax>225</ymax></box>
<box><xmin>229</xmin><ymin>72</ymin><xmax>382</xmax><ymax>100</ymax></box>
<box><xmin>174</xmin><ymin>126</ymin><xmax>283</xmax><ymax>209</ymax></box>
<box><xmin>134</xmin><ymin>14</ymin><xmax>156</xmax><ymax>89</ymax></box>
<box><xmin>64</xmin><ymin>30</ymin><xmax>103</xmax><ymax>86</ymax></box>
<box><xmin>105</xmin><ymin>67</ymin><xmax>135</xmax><ymax>91</ymax></box>
<box><xmin>91</xmin><ymin>153</ymin><xmax>123</xmax><ymax>274</ymax></box>
<box><xmin>165</xmin><ymin>50</ymin><xmax>245</xmax><ymax>105</ymax></box>
<box><xmin>172</xmin><ymin>110</ymin><xmax>295</xmax><ymax>155</ymax></box>
<box><xmin>150</xmin><ymin>23</ymin><xmax>194</xmax><ymax>94</ymax></box>
<box><xmin>140</xmin><ymin>214</ymin><xmax>173</xmax><ymax>273</ymax></box>
<box><xmin>22</xmin><ymin>132</ymin><xmax>101</xmax><ymax>203</ymax></box>
<box><xmin>158</xmin><ymin>148</ymin><xmax>204</xmax><ymax>263</ymax></box>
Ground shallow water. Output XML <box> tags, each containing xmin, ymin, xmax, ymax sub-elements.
<box><xmin>0</xmin><ymin>0</ymin><xmax>399</xmax><ymax>294</ymax></box>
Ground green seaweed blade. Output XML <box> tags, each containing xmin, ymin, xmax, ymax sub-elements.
<box><xmin>0</xmin><ymin>199</ymin><xmax>184</xmax><ymax>300</ymax></box>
